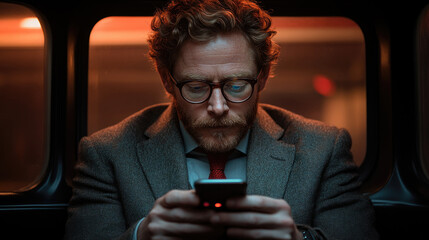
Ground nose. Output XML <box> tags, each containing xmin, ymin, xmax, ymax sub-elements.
<box><xmin>207</xmin><ymin>88</ymin><xmax>229</xmax><ymax>117</ymax></box>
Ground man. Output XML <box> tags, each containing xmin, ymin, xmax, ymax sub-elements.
<box><xmin>65</xmin><ymin>0</ymin><xmax>378</xmax><ymax>239</ymax></box>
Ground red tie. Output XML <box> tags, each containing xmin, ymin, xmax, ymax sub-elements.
<box><xmin>207</xmin><ymin>154</ymin><xmax>228</xmax><ymax>179</ymax></box>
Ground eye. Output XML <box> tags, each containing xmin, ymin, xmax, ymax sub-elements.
<box><xmin>184</xmin><ymin>81</ymin><xmax>209</xmax><ymax>93</ymax></box>
<box><xmin>224</xmin><ymin>80</ymin><xmax>247</xmax><ymax>92</ymax></box>
<box><xmin>231</xmin><ymin>84</ymin><xmax>244</xmax><ymax>91</ymax></box>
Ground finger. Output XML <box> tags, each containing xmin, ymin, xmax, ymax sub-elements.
<box><xmin>159</xmin><ymin>189</ymin><xmax>200</xmax><ymax>208</ymax></box>
<box><xmin>212</xmin><ymin>211</ymin><xmax>294</xmax><ymax>228</ymax></box>
<box><xmin>226</xmin><ymin>195</ymin><xmax>290</xmax><ymax>213</ymax></box>
<box><xmin>227</xmin><ymin>228</ymin><xmax>292</xmax><ymax>240</ymax></box>
<box><xmin>148</xmin><ymin>218</ymin><xmax>225</xmax><ymax>238</ymax></box>
<box><xmin>161</xmin><ymin>207</ymin><xmax>215</xmax><ymax>223</ymax></box>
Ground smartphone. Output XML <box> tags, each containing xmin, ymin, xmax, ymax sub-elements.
<box><xmin>194</xmin><ymin>179</ymin><xmax>247</xmax><ymax>210</ymax></box>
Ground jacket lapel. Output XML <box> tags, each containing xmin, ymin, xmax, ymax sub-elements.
<box><xmin>136</xmin><ymin>105</ymin><xmax>191</xmax><ymax>200</ymax></box>
<box><xmin>247</xmin><ymin>107</ymin><xmax>296</xmax><ymax>199</ymax></box>
<box><xmin>135</xmin><ymin>104</ymin><xmax>296</xmax><ymax>200</ymax></box>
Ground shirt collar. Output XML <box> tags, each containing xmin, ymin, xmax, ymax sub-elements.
<box><xmin>179</xmin><ymin>121</ymin><xmax>250</xmax><ymax>155</ymax></box>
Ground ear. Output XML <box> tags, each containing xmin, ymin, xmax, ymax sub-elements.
<box><xmin>159</xmin><ymin>68</ymin><xmax>175</xmax><ymax>94</ymax></box>
<box><xmin>257</xmin><ymin>66</ymin><xmax>271</xmax><ymax>92</ymax></box>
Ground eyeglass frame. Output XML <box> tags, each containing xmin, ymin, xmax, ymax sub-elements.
<box><xmin>168</xmin><ymin>70</ymin><xmax>261</xmax><ymax>104</ymax></box>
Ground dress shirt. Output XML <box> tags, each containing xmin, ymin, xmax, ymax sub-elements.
<box><xmin>179</xmin><ymin>121</ymin><xmax>249</xmax><ymax>188</ymax></box>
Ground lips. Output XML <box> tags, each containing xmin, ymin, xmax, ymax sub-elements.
<box><xmin>192</xmin><ymin>117</ymin><xmax>247</xmax><ymax>129</ymax></box>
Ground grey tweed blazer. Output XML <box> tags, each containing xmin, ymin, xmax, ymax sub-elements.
<box><xmin>64</xmin><ymin>103</ymin><xmax>378</xmax><ymax>240</ymax></box>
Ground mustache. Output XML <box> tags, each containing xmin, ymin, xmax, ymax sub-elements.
<box><xmin>191</xmin><ymin>116</ymin><xmax>247</xmax><ymax>128</ymax></box>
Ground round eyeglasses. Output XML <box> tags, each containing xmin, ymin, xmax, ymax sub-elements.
<box><xmin>168</xmin><ymin>72</ymin><xmax>259</xmax><ymax>104</ymax></box>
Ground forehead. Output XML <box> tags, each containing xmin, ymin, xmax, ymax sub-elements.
<box><xmin>173</xmin><ymin>32</ymin><xmax>257</xmax><ymax>78</ymax></box>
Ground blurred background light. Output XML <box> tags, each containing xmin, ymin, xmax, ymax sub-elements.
<box><xmin>313</xmin><ymin>74</ymin><xmax>336</xmax><ymax>97</ymax></box>
<box><xmin>20</xmin><ymin>17</ymin><xmax>41</xmax><ymax>29</ymax></box>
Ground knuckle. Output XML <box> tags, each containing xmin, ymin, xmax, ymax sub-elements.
<box><xmin>154</xmin><ymin>197</ymin><xmax>163</xmax><ymax>205</ymax></box>
<box><xmin>258</xmin><ymin>196</ymin><xmax>268</xmax><ymax>206</ymax></box>
<box><xmin>170</xmin><ymin>208</ymin><xmax>185</xmax><ymax>221</ymax></box>
<box><xmin>250</xmin><ymin>214</ymin><xmax>261</xmax><ymax>225</ymax></box>
<box><xmin>252</xmin><ymin>196</ymin><xmax>267</xmax><ymax>208</ymax></box>
<box><xmin>278</xmin><ymin>199</ymin><xmax>291</xmax><ymax>211</ymax></box>
<box><xmin>251</xmin><ymin>230</ymin><xmax>263</xmax><ymax>239</ymax></box>
<box><xmin>164</xmin><ymin>190</ymin><xmax>175</xmax><ymax>202</ymax></box>
<box><xmin>276</xmin><ymin>216</ymin><xmax>293</xmax><ymax>227</ymax></box>
<box><xmin>163</xmin><ymin>190</ymin><xmax>181</xmax><ymax>206</ymax></box>
<box><xmin>168</xmin><ymin>189</ymin><xmax>180</xmax><ymax>197</ymax></box>
<box><xmin>149</xmin><ymin>203</ymin><xmax>168</xmax><ymax>221</ymax></box>
<box><xmin>147</xmin><ymin>222</ymin><xmax>162</xmax><ymax>236</ymax></box>
<box><xmin>150</xmin><ymin>207</ymin><xmax>162</xmax><ymax>219</ymax></box>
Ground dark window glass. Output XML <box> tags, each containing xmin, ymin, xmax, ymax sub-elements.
<box><xmin>0</xmin><ymin>3</ymin><xmax>47</xmax><ymax>192</ymax></box>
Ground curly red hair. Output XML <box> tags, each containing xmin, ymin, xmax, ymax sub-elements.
<box><xmin>148</xmin><ymin>0</ymin><xmax>279</xmax><ymax>78</ymax></box>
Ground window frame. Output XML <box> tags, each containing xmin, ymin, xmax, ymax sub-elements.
<box><xmin>0</xmin><ymin>1</ymin><xmax>70</xmax><ymax>236</ymax></box>
<box><xmin>416</xmin><ymin>4</ymin><xmax>429</xmax><ymax>189</ymax></box>
<box><xmin>0</xmin><ymin>0</ymin><xmax>69</xmax><ymax>209</ymax></box>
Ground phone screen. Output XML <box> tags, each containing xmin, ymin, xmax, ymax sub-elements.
<box><xmin>194</xmin><ymin>179</ymin><xmax>247</xmax><ymax>210</ymax></box>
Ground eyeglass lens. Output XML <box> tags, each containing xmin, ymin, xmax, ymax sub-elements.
<box><xmin>181</xmin><ymin>79</ymin><xmax>253</xmax><ymax>103</ymax></box>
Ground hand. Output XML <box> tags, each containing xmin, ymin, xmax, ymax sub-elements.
<box><xmin>138</xmin><ymin>189</ymin><xmax>225</xmax><ymax>240</ymax></box>
<box><xmin>210</xmin><ymin>195</ymin><xmax>303</xmax><ymax>240</ymax></box>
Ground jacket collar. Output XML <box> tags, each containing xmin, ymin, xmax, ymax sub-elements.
<box><xmin>137</xmin><ymin>104</ymin><xmax>296</xmax><ymax>199</ymax></box>
<box><xmin>246</xmin><ymin>106</ymin><xmax>296</xmax><ymax>198</ymax></box>
<box><xmin>137</xmin><ymin>104</ymin><xmax>191</xmax><ymax>199</ymax></box>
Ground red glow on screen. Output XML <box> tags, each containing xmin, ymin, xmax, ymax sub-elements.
<box><xmin>313</xmin><ymin>75</ymin><xmax>336</xmax><ymax>97</ymax></box>
<box><xmin>203</xmin><ymin>202</ymin><xmax>210</xmax><ymax>207</ymax></box>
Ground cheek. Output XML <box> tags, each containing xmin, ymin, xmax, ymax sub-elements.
<box><xmin>230</xmin><ymin>93</ymin><xmax>258</xmax><ymax>114</ymax></box>
<box><xmin>175</xmin><ymin>96</ymin><xmax>205</xmax><ymax>121</ymax></box>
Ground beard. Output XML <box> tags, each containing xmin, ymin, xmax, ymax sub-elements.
<box><xmin>175</xmin><ymin>100</ymin><xmax>258</xmax><ymax>154</ymax></box>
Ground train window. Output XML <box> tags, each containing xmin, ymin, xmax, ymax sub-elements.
<box><xmin>0</xmin><ymin>3</ymin><xmax>47</xmax><ymax>192</ymax></box>
<box><xmin>88</xmin><ymin>17</ymin><xmax>167</xmax><ymax>135</ymax></box>
<box><xmin>418</xmin><ymin>6</ymin><xmax>429</xmax><ymax>179</ymax></box>
<box><xmin>88</xmin><ymin>16</ymin><xmax>366</xmax><ymax>165</ymax></box>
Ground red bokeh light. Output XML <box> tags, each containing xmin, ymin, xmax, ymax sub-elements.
<box><xmin>313</xmin><ymin>75</ymin><xmax>336</xmax><ymax>97</ymax></box>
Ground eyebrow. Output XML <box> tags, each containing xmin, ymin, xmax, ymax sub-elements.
<box><xmin>179</xmin><ymin>73</ymin><xmax>209</xmax><ymax>81</ymax></box>
<box><xmin>179</xmin><ymin>72</ymin><xmax>256</xmax><ymax>81</ymax></box>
